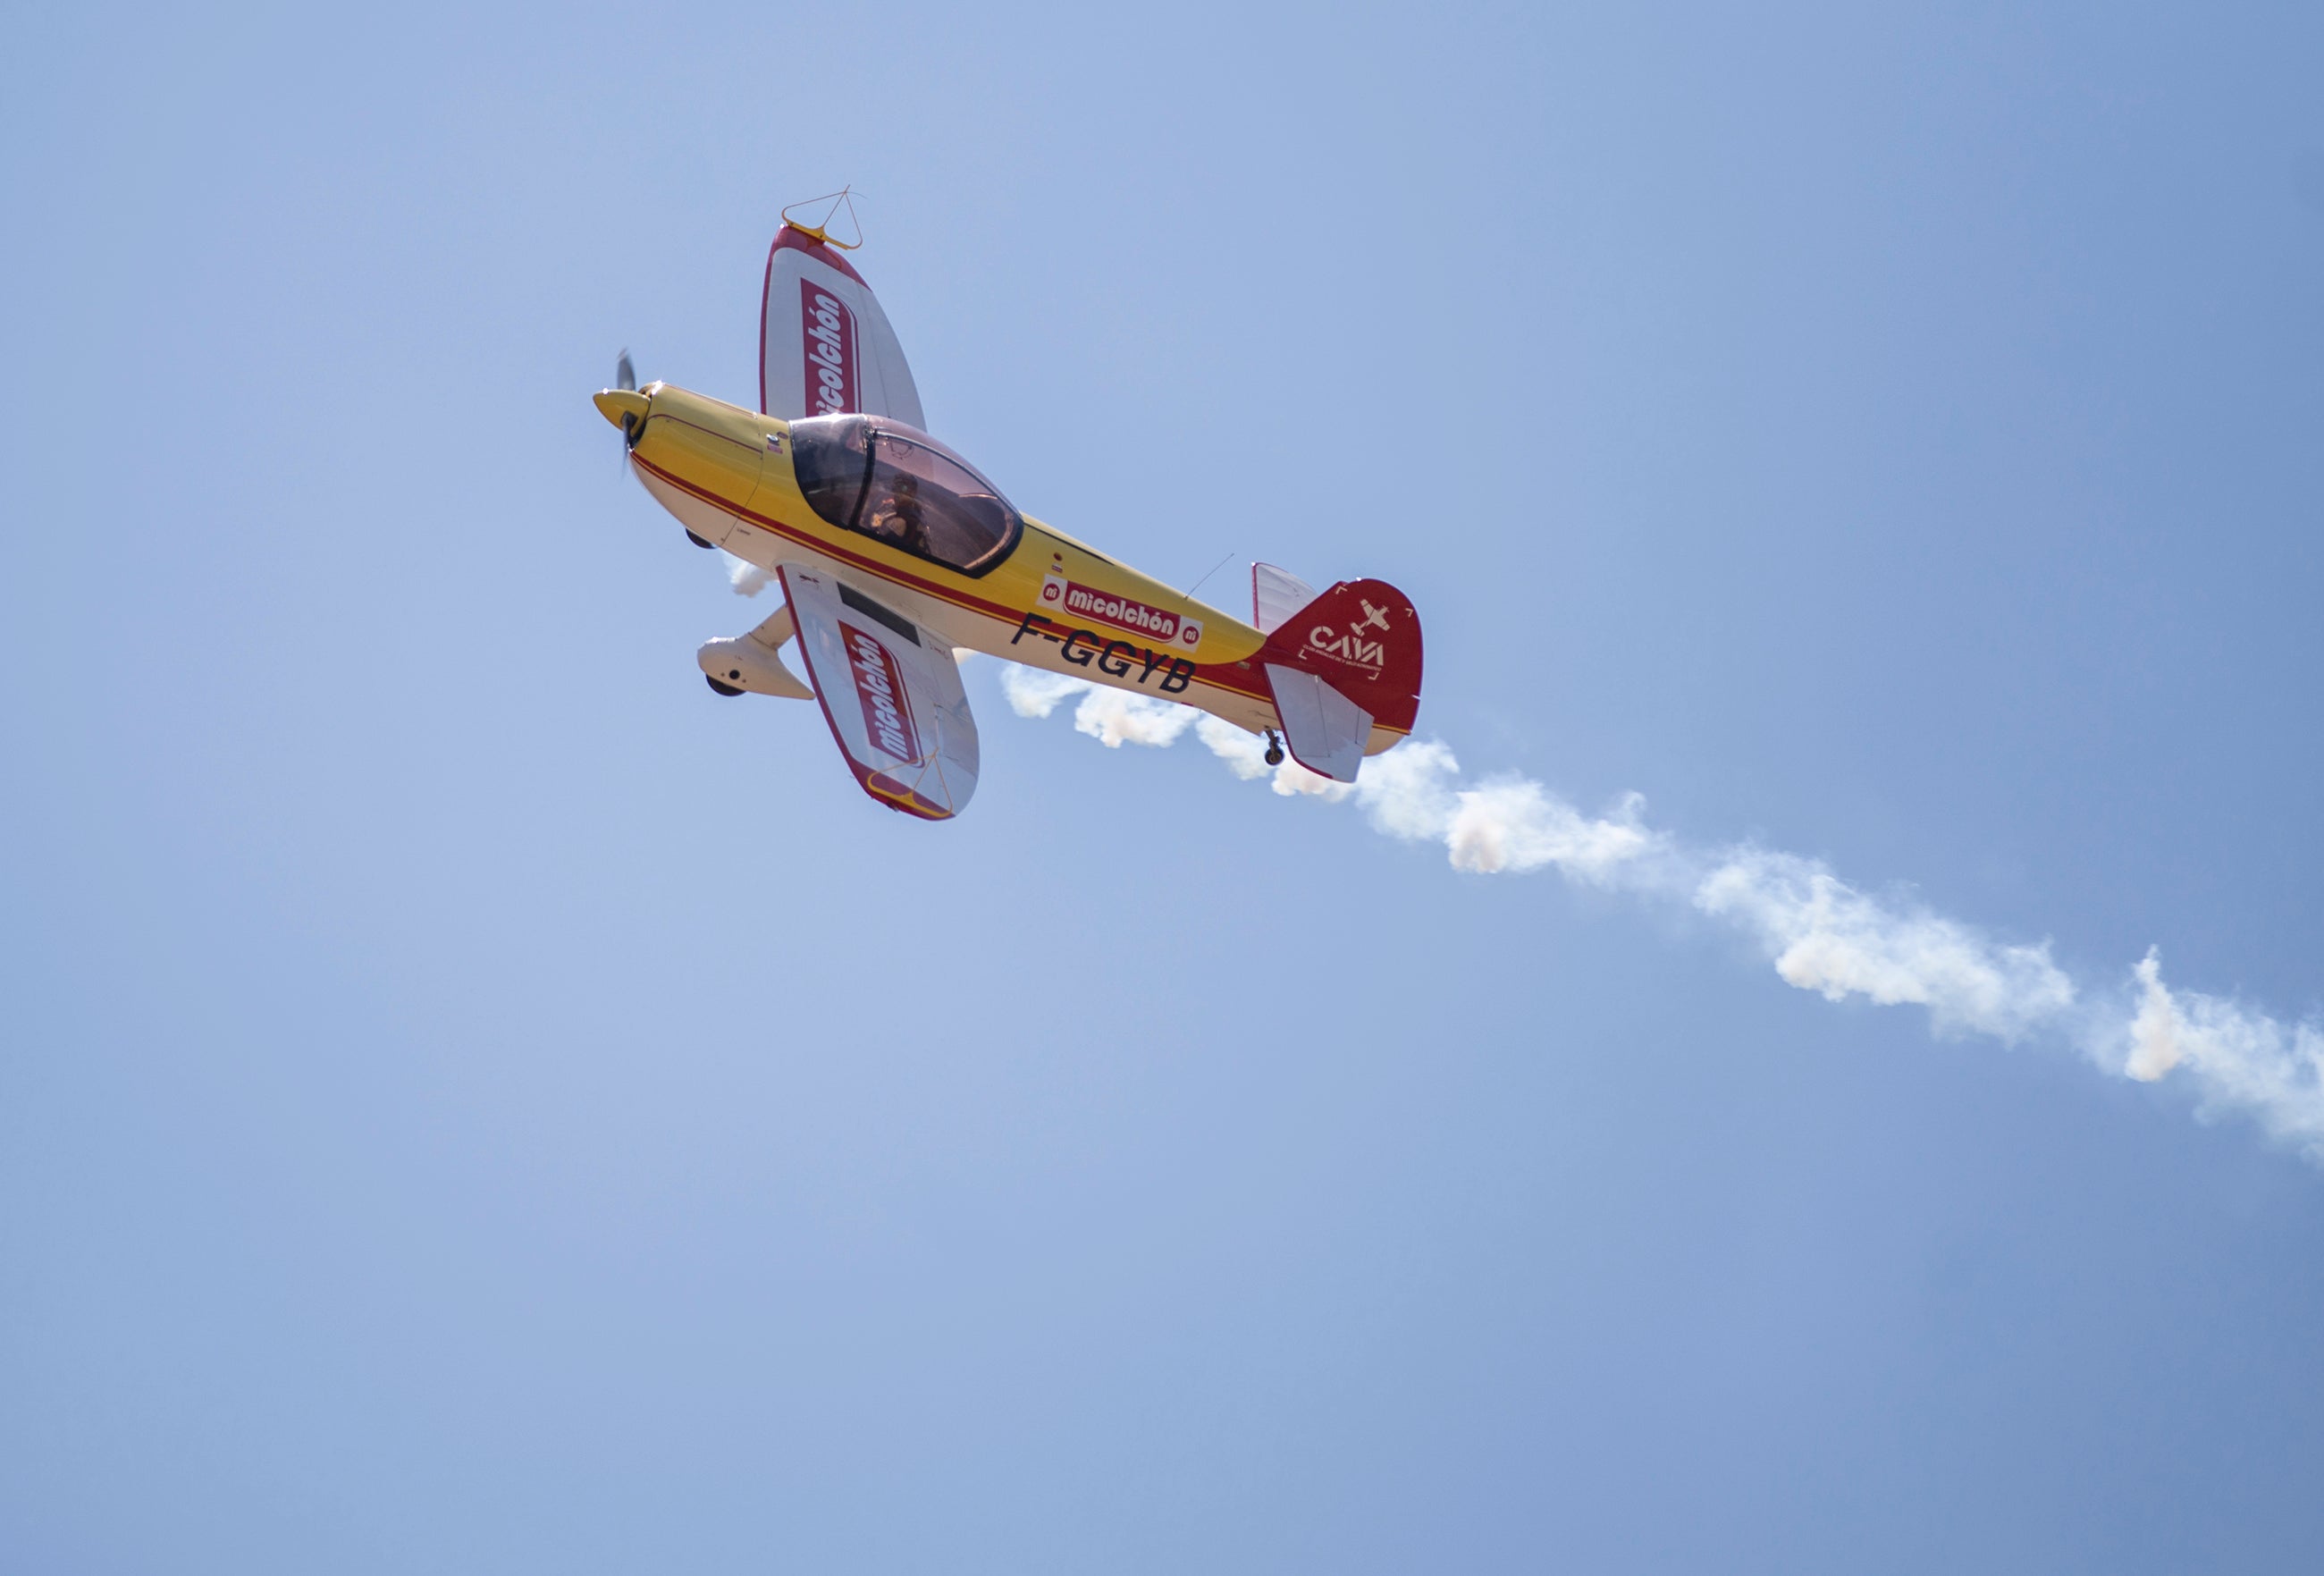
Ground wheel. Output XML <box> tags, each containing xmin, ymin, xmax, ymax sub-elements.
<box><xmin>1264</xmin><ymin>743</ymin><xmax>1285</xmax><ymax>766</ymax></box>
<box><xmin>705</xmin><ymin>675</ymin><xmax>745</xmax><ymax>696</ymax></box>
<box><xmin>685</xmin><ymin>529</ymin><xmax>715</xmax><ymax>549</ymax></box>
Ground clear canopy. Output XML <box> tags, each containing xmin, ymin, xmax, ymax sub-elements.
<box><xmin>787</xmin><ymin>415</ymin><xmax>1021</xmax><ymax>577</ymax></box>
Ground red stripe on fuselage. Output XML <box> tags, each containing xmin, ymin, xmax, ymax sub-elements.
<box><xmin>636</xmin><ymin>451</ymin><xmax>1333</xmax><ymax>719</ymax></box>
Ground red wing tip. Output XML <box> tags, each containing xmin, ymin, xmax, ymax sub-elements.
<box><xmin>772</xmin><ymin>224</ymin><xmax>867</xmax><ymax>287</ymax></box>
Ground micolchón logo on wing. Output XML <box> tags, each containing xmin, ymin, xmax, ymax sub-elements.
<box><xmin>800</xmin><ymin>280</ymin><xmax>858</xmax><ymax>416</ymax></box>
<box><xmin>841</xmin><ymin>623</ymin><xmax>919</xmax><ymax>762</ymax></box>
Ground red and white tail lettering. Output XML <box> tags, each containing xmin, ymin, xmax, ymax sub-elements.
<box><xmin>1252</xmin><ymin>578</ymin><xmax>1423</xmax><ymax>738</ymax></box>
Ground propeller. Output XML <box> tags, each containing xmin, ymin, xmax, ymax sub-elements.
<box><xmin>611</xmin><ymin>349</ymin><xmax>643</xmax><ymax>468</ymax></box>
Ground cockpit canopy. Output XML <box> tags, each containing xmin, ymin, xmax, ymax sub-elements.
<box><xmin>787</xmin><ymin>415</ymin><xmax>1022</xmax><ymax>577</ymax></box>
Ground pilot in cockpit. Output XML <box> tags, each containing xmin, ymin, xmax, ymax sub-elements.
<box><xmin>863</xmin><ymin>471</ymin><xmax>929</xmax><ymax>555</ymax></box>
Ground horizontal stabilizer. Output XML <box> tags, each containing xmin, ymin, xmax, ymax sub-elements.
<box><xmin>1264</xmin><ymin>664</ymin><xmax>1370</xmax><ymax>783</ymax></box>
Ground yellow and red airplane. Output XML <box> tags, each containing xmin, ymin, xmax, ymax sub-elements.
<box><xmin>594</xmin><ymin>210</ymin><xmax>1423</xmax><ymax>821</ymax></box>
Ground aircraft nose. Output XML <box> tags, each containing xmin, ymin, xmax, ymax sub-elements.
<box><xmin>594</xmin><ymin>388</ymin><xmax>650</xmax><ymax>431</ymax></box>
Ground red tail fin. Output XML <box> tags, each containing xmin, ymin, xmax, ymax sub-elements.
<box><xmin>1251</xmin><ymin>578</ymin><xmax>1423</xmax><ymax>735</ymax></box>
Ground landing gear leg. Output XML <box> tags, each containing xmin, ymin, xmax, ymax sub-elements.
<box><xmin>1263</xmin><ymin>729</ymin><xmax>1285</xmax><ymax>767</ymax></box>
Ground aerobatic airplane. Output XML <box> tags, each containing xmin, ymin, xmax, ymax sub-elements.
<box><xmin>594</xmin><ymin>198</ymin><xmax>1423</xmax><ymax>821</ymax></box>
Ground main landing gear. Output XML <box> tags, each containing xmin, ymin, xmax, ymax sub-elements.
<box><xmin>1263</xmin><ymin>729</ymin><xmax>1285</xmax><ymax>767</ymax></box>
<box><xmin>685</xmin><ymin>529</ymin><xmax>715</xmax><ymax>549</ymax></box>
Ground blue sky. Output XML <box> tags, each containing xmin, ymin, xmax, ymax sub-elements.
<box><xmin>5</xmin><ymin>2</ymin><xmax>2323</xmax><ymax>1569</ymax></box>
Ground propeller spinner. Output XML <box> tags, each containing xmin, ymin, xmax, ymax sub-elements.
<box><xmin>595</xmin><ymin>349</ymin><xmax>650</xmax><ymax>454</ymax></box>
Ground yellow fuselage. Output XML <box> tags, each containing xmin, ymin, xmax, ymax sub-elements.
<box><xmin>596</xmin><ymin>382</ymin><xmax>1301</xmax><ymax>738</ymax></box>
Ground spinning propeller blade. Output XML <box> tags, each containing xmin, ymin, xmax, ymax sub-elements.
<box><xmin>604</xmin><ymin>349</ymin><xmax>644</xmax><ymax>470</ymax></box>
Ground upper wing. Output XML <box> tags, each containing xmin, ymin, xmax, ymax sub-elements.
<box><xmin>779</xmin><ymin>563</ymin><xmax>979</xmax><ymax>820</ymax></box>
<box><xmin>760</xmin><ymin>226</ymin><xmax>927</xmax><ymax>429</ymax></box>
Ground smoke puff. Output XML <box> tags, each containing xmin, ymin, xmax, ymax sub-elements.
<box><xmin>1074</xmin><ymin>690</ymin><xmax>1199</xmax><ymax>749</ymax></box>
<box><xmin>1193</xmin><ymin>713</ymin><xmax>1275</xmax><ymax>781</ymax></box>
<box><xmin>1351</xmin><ymin>738</ymin><xmax>1461</xmax><ymax>839</ymax></box>
<box><xmin>1000</xmin><ymin>667</ymin><xmax>1090</xmax><ymax>720</ymax></box>
<box><xmin>1192</xmin><ymin>713</ymin><xmax>1351</xmax><ymax>797</ymax></box>
<box><xmin>1696</xmin><ymin>851</ymin><xmax>2075</xmax><ymax>1041</ymax></box>
<box><xmin>2115</xmin><ymin>950</ymin><xmax>2324</xmax><ymax>1152</ymax></box>
<box><xmin>1001</xmin><ymin>668</ymin><xmax>1201</xmax><ymax>749</ymax></box>
<box><xmin>724</xmin><ymin>553</ymin><xmax>773</xmax><ymax>597</ymax></box>
<box><xmin>2126</xmin><ymin>948</ymin><xmax>2185</xmax><ymax>1082</ymax></box>
<box><xmin>1448</xmin><ymin>781</ymin><xmax>1665</xmax><ymax>884</ymax></box>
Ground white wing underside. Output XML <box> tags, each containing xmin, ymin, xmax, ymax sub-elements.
<box><xmin>761</xmin><ymin>232</ymin><xmax>926</xmax><ymax>428</ymax></box>
<box><xmin>779</xmin><ymin>564</ymin><xmax>978</xmax><ymax>820</ymax></box>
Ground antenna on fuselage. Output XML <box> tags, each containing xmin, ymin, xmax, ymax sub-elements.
<box><xmin>780</xmin><ymin>186</ymin><xmax>865</xmax><ymax>250</ymax></box>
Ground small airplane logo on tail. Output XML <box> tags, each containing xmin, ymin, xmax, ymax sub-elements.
<box><xmin>1356</xmin><ymin>600</ymin><xmax>1391</xmax><ymax>636</ymax></box>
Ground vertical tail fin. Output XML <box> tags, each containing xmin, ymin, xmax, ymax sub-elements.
<box><xmin>1251</xmin><ymin>578</ymin><xmax>1424</xmax><ymax>737</ymax></box>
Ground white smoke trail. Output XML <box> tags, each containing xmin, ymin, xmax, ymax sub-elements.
<box><xmin>1002</xmin><ymin>668</ymin><xmax>1200</xmax><ymax>749</ymax></box>
<box><xmin>1695</xmin><ymin>849</ymin><xmax>2077</xmax><ymax>1041</ymax></box>
<box><xmin>999</xmin><ymin>669</ymin><xmax>2324</xmax><ymax>1159</ymax></box>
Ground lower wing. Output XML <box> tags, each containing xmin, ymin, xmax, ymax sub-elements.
<box><xmin>780</xmin><ymin>564</ymin><xmax>981</xmax><ymax>820</ymax></box>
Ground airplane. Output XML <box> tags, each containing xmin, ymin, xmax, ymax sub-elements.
<box><xmin>593</xmin><ymin>198</ymin><xmax>1423</xmax><ymax>821</ymax></box>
